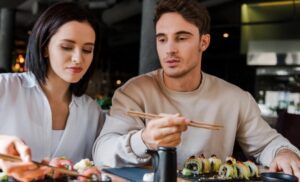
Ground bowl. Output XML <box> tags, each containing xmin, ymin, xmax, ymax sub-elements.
<box><xmin>261</xmin><ymin>172</ymin><xmax>298</xmax><ymax>182</ymax></box>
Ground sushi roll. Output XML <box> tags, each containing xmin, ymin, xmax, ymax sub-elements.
<box><xmin>218</xmin><ymin>163</ymin><xmax>237</xmax><ymax>179</ymax></box>
<box><xmin>208</xmin><ymin>155</ymin><xmax>222</xmax><ymax>173</ymax></box>
<box><xmin>244</xmin><ymin>160</ymin><xmax>259</xmax><ymax>178</ymax></box>
<box><xmin>225</xmin><ymin>156</ymin><xmax>237</xmax><ymax>165</ymax></box>
<box><xmin>74</xmin><ymin>158</ymin><xmax>95</xmax><ymax>173</ymax></box>
<box><xmin>198</xmin><ymin>154</ymin><xmax>211</xmax><ymax>174</ymax></box>
<box><xmin>235</xmin><ymin>161</ymin><xmax>251</xmax><ymax>180</ymax></box>
<box><xmin>181</xmin><ymin>168</ymin><xmax>193</xmax><ymax>176</ymax></box>
<box><xmin>77</xmin><ymin>166</ymin><xmax>101</xmax><ymax>182</ymax></box>
<box><xmin>49</xmin><ymin>156</ymin><xmax>74</xmax><ymax>179</ymax></box>
<box><xmin>0</xmin><ymin>172</ymin><xmax>8</xmax><ymax>182</ymax></box>
<box><xmin>143</xmin><ymin>172</ymin><xmax>154</xmax><ymax>182</ymax></box>
<box><xmin>183</xmin><ymin>156</ymin><xmax>203</xmax><ymax>175</ymax></box>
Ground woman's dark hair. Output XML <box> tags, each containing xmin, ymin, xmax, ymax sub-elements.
<box><xmin>153</xmin><ymin>0</ymin><xmax>211</xmax><ymax>35</ymax></box>
<box><xmin>25</xmin><ymin>2</ymin><xmax>101</xmax><ymax>96</ymax></box>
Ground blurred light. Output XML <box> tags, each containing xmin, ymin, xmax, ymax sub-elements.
<box><xmin>18</xmin><ymin>54</ymin><xmax>25</xmax><ymax>63</ymax></box>
<box><xmin>254</xmin><ymin>1</ymin><xmax>300</xmax><ymax>7</ymax></box>
<box><xmin>116</xmin><ymin>80</ymin><xmax>122</xmax><ymax>85</ymax></box>
<box><xmin>14</xmin><ymin>63</ymin><xmax>20</xmax><ymax>70</ymax></box>
<box><xmin>223</xmin><ymin>33</ymin><xmax>229</xmax><ymax>38</ymax></box>
<box><xmin>275</xmin><ymin>70</ymin><xmax>288</xmax><ymax>76</ymax></box>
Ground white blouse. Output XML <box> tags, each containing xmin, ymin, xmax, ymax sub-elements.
<box><xmin>0</xmin><ymin>72</ymin><xmax>105</xmax><ymax>163</ymax></box>
<box><xmin>51</xmin><ymin>130</ymin><xmax>64</xmax><ymax>154</ymax></box>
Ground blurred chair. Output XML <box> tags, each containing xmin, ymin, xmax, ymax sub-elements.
<box><xmin>276</xmin><ymin>111</ymin><xmax>300</xmax><ymax>150</ymax></box>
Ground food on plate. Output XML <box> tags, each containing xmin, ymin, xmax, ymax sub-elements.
<box><xmin>183</xmin><ymin>155</ymin><xmax>203</xmax><ymax>175</ymax></box>
<box><xmin>77</xmin><ymin>166</ymin><xmax>101</xmax><ymax>182</ymax></box>
<box><xmin>199</xmin><ymin>154</ymin><xmax>211</xmax><ymax>173</ymax></box>
<box><xmin>244</xmin><ymin>160</ymin><xmax>259</xmax><ymax>178</ymax></box>
<box><xmin>182</xmin><ymin>155</ymin><xmax>260</xmax><ymax>180</ymax></box>
<box><xmin>74</xmin><ymin>159</ymin><xmax>101</xmax><ymax>181</ymax></box>
<box><xmin>218</xmin><ymin>163</ymin><xmax>237</xmax><ymax>179</ymax></box>
<box><xmin>0</xmin><ymin>172</ymin><xmax>8</xmax><ymax>181</ymax></box>
<box><xmin>225</xmin><ymin>156</ymin><xmax>237</xmax><ymax>165</ymax></box>
<box><xmin>181</xmin><ymin>168</ymin><xmax>192</xmax><ymax>176</ymax></box>
<box><xmin>235</xmin><ymin>161</ymin><xmax>251</xmax><ymax>180</ymax></box>
<box><xmin>208</xmin><ymin>155</ymin><xmax>222</xmax><ymax>173</ymax></box>
<box><xmin>74</xmin><ymin>158</ymin><xmax>95</xmax><ymax>173</ymax></box>
<box><xmin>49</xmin><ymin>156</ymin><xmax>74</xmax><ymax>179</ymax></box>
<box><xmin>143</xmin><ymin>172</ymin><xmax>154</xmax><ymax>182</ymax></box>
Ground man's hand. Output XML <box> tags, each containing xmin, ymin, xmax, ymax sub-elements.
<box><xmin>141</xmin><ymin>113</ymin><xmax>190</xmax><ymax>149</ymax></box>
<box><xmin>269</xmin><ymin>149</ymin><xmax>300</xmax><ymax>181</ymax></box>
<box><xmin>0</xmin><ymin>135</ymin><xmax>51</xmax><ymax>181</ymax></box>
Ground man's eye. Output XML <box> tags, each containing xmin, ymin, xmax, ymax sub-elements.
<box><xmin>177</xmin><ymin>36</ymin><xmax>188</xmax><ymax>41</ymax></box>
<box><xmin>158</xmin><ymin>38</ymin><xmax>166</xmax><ymax>43</ymax></box>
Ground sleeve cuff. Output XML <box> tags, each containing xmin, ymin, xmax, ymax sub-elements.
<box><xmin>130</xmin><ymin>130</ymin><xmax>149</xmax><ymax>158</ymax></box>
<box><xmin>275</xmin><ymin>145</ymin><xmax>300</xmax><ymax>158</ymax></box>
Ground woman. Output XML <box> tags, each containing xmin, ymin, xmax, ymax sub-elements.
<box><xmin>0</xmin><ymin>2</ymin><xmax>105</xmax><ymax>181</ymax></box>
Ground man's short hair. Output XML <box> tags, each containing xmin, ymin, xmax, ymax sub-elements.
<box><xmin>153</xmin><ymin>0</ymin><xmax>211</xmax><ymax>35</ymax></box>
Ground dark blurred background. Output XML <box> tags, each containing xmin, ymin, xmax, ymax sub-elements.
<box><xmin>1</xmin><ymin>0</ymin><xmax>300</xmax><ymax>115</ymax></box>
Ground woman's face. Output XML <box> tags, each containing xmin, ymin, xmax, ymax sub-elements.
<box><xmin>46</xmin><ymin>20</ymin><xmax>96</xmax><ymax>84</ymax></box>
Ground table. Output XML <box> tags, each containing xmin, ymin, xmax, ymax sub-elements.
<box><xmin>103</xmin><ymin>171</ymin><xmax>265</xmax><ymax>182</ymax></box>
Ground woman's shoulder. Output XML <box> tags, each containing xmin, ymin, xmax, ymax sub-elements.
<box><xmin>0</xmin><ymin>72</ymin><xmax>34</xmax><ymax>88</ymax></box>
<box><xmin>73</xmin><ymin>94</ymin><xmax>102</xmax><ymax>111</ymax></box>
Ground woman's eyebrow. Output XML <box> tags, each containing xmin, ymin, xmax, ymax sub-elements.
<box><xmin>60</xmin><ymin>39</ymin><xmax>94</xmax><ymax>46</ymax></box>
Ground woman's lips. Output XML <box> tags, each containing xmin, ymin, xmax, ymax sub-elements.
<box><xmin>67</xmin><ymin>67</ymin><xmax>83</xmax><ymax>73</ymax></box>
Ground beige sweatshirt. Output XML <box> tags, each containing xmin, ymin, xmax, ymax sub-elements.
<box><xmin>93</xmin><ymin>69</ymin><xmax>300</xmax><ymax>167</ymax></box>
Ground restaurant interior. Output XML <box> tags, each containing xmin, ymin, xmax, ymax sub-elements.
<box><xmin>0</xmin><ymin>0</ymin><xmax>300</xmax><ymax>146</ymax></box>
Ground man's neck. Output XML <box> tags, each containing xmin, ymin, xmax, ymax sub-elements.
<box><xmin>163</xmin><ymin>70</ymin><xmax>202</xmax><ymax>92</ymax></box>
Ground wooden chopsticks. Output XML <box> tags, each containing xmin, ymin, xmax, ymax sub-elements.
<box><xmin>0</xmin><ymin>153</ymin><xmax>91</xmax><ymax>179</ymax></box>
<box><xmin>127</xmin><ymin>110</ymin><xmax>223</xmax><ymax>130</ymax></box>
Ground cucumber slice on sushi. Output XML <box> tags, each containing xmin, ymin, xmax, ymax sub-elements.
<box><xmin>244</xmin><ymin>160</ymin><xmax>259</xmax><ymax>178</ymax></box>
<box><xmin>0</xmin><ymin>172</ymin><xmax>8</xmax><ymax>182</ymax></box>
<box><xmin>182</xmin><ymin>168</ymin><xmax>193</xmax><ymax>176</ymax></box>
<box><xmin>199</xmin><ymin>154</ymin><xmax>211</xmax><ymax>173</ymax></box>
<box><xmin>184</xmin><ymin>156</ymin><xmax>203</xmax><ymax>175</ymax></box>
<box><xmin>225</xmin><ymin>156</ymin><xmax>237</xmax><ymax>165</ymax></box>
<box><xmin>209</xmin><ymin>155</ymin><xmax>222</xmax><ymax>173</ymax></box>
<box><xmin>235</xmin><ymin>161</ymin><xmax>251</xmax><ymax>180</ymax></box>
<box><xmin>218</xmin><ymin>163</ymin><xmax>238</xmax><ymax>179</ymax></box>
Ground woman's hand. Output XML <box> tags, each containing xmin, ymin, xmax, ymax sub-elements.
<box><xmin>0</xmin><ymin>135</ymin><xmax>31</xmax><ymax>161</ymax></box>
<box><xmin>77</xmin><ymin>166</ymin><xmax>101</xmax><ymax>182</ymax></box>
<box><xmin>0</xmin><ymin>135</ymin><xmax>50</xmax><ymax>181</ymax></box>
<box><xmin>49</xmin><ymin>157</ymin><xmax>73</xmax><ymax>179</ymax></box>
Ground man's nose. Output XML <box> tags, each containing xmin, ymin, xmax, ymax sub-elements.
<box><xmin>166</xmin><ymin>41</ymin><xmax>178</xmax><ymax>55</ymax></box>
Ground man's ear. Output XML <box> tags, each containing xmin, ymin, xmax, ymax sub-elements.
<box><xmin>200</xmin><ymin>34</ymin><xmax>210</xmax><ymax>52</ymax></box>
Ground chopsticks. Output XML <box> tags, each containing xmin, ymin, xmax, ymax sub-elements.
<box><xmin>127</xmin><ymin>110</ymin><xmax>223</xmax><ymax>130</ymax></box>
<box><xmin>0</xmin><ymin>153</ymin><xmax>92</xmax><ymax>179</ymax></box>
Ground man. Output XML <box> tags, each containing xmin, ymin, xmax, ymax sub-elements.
<box><xmin>93</xmin><ymin>0</ymin><xmax>300</xmax><ymax>178</ymax></box>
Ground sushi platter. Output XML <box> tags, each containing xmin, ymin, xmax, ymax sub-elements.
<box><xmin>178</xmin><ymin>171</ymin><xmax>261</xmax><ymax>182</ymax></box>
<box><xmin>178</xmin><ymin>155</ymin><xmax>262</xmax><ymax>182</ymax></box>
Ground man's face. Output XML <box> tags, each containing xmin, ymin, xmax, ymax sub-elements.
<box><xmin>156</xmin><ymin>12</ymin><xmax>209</xmax><ymax>78</ymax></box>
